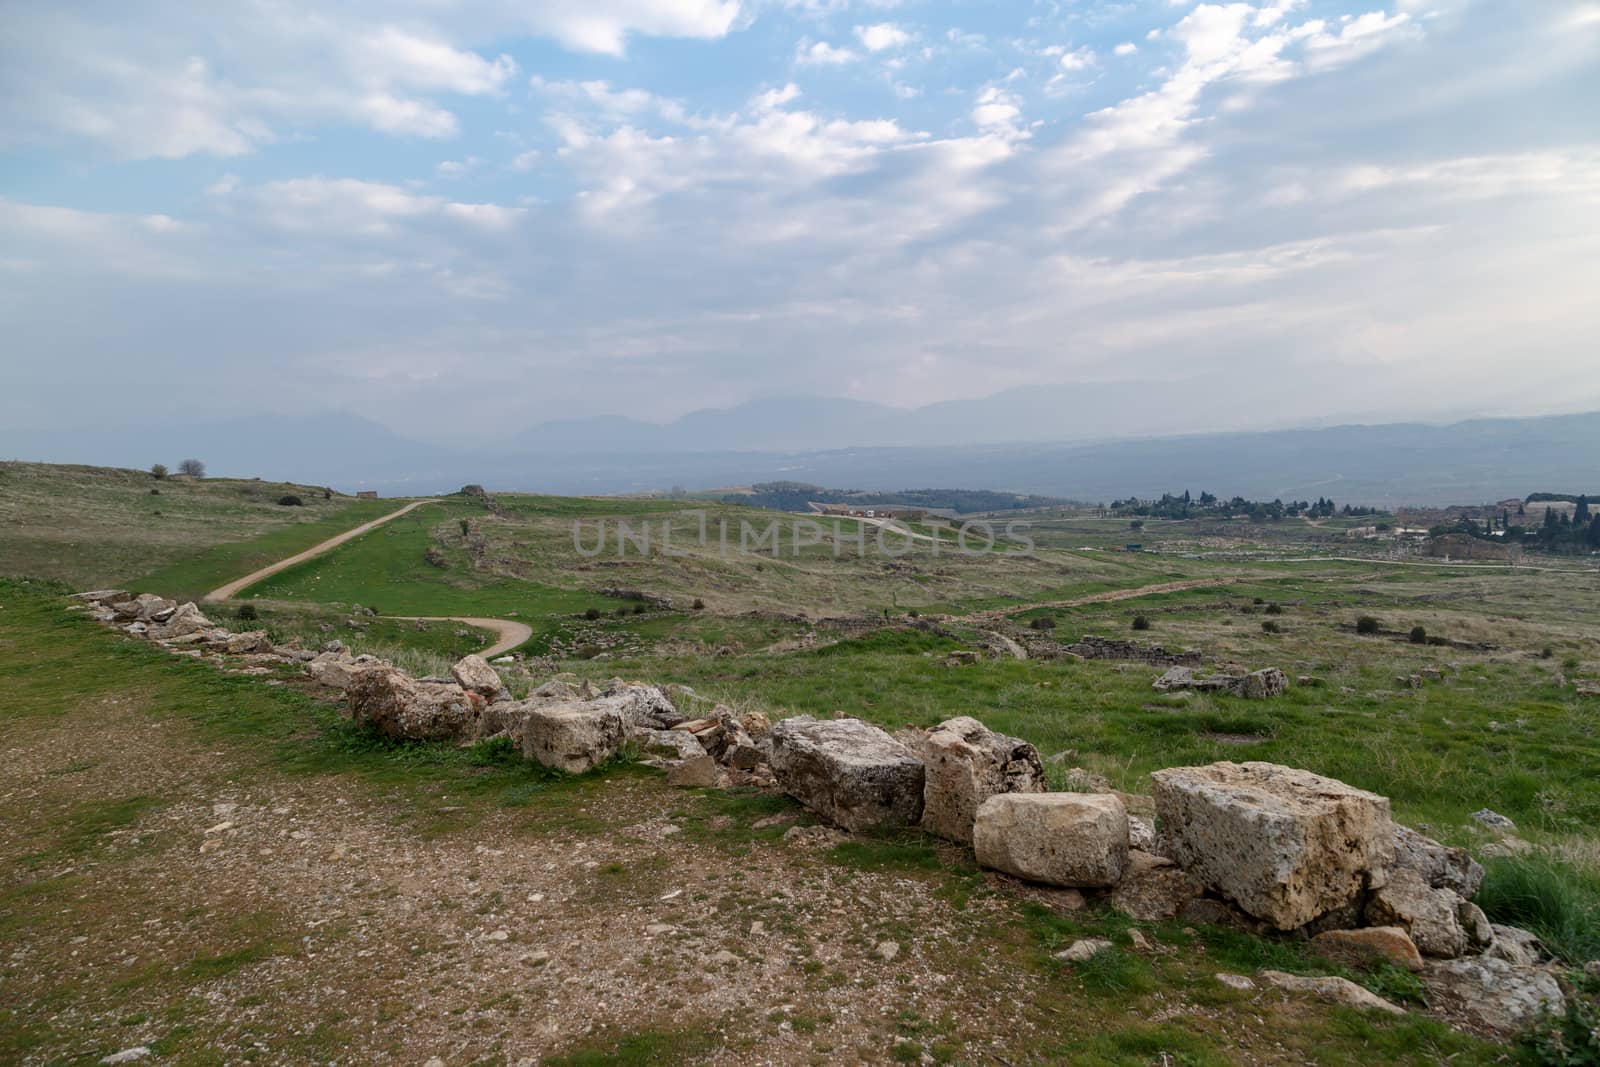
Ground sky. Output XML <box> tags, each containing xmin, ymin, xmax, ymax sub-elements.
<box><xmin>1</xmin><ymin>0</ymin><xmax>1597</xmax><ymax>446</ymax></box>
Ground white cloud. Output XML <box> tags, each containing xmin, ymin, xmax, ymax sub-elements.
<box><xmin>796</xmin><ymin>39</ymin><xmax>860</xmax><ymax>65</ymax></box>
<box><xmin>1114</xmin><ymin>42</ymin><xmax>1138</xmax><ymax>56</ymax></box>
<box><xmin>1057</xmin><ymin>46</ymin><xmax>1098</xmax><ymax>71</ymax></box>
<box><xmin>854</xmin><ymin>23</ymin><xmax>910</xmax><ymax>52</ymax></box>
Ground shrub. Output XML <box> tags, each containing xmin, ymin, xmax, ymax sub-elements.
<box><xmin>632</xmin><ymin>604</ymin><xmax>647</xmax><ymax>615</ymax></box>
<box><xmin>177</xmin><ymin>458</ymin><xmax>205</xmax><ymax>478</ymax></box>
<box><xmin>149</xmin><ymin>488</ymin><xmax>160</xmax><ymax>495</ymax></box>
<box><xmin>1253</xmin><ymin>597</ymin><xmax>1266</xmax><ymax>606</ymax></box>
<box><xmin>584</xmin><ymin>608</ymin><xmax>601</xmax><ymax>621</ymax></box>
<box><xmin>277</xmin><ymin>494</ymin><xmax>304</xmax><ymax>507</ymax></box>
<box><xmin>1409</xmin><ymin>625</ymin><xmax>1428</xmax><ymax>645</ymax></box>
<box><xmin>1264</xmin><ymin>603</ymin><xmax>1283</xmax><ymax>615</ymax></box>
<box><xmin>692</xmin><ymin>598</ymin><xmax>705</xmax><ymax>610</ymax></box>
<box><xmin>236</xmin><ymin>603</ymin><xmax>259</xmax><ymax>621</ymax></box>
<box><xmin>1131</xmin><ymin>615</ymin><xmax>1151</xmax><ymax>631</ymax></box>
<box><xmin>149</xmin><ymin>463</ymin><xmax>168</xmax><ymax>479</ymax></box>
<box><xmin>423</xmin><ymin>546</ymin><xmax>447</xmax><ymax>568</ymax></box>
<box><xmin>1030</xmin><ymin>616</ymin><xmax>1057</xmax><ymax>631</ymax></box>
<box><xmin>614</xmin><ymin>607</ymin><xmax>628</xmax><ymax>618</ymax></box>
<box><xmin>458</xmin><ymin>518</ymin><xmax>472</xmax><ymax>538</ymax></box>
<box><xmin>1356</xmin><ymin>615</ymin><xmax>1382</xmax><ymax>635</ymax></box>
<box><xmin>1520</xmin><ymin>995</ymin><xmax>1600</xmax><ymax>1066</ymax></box>
<box><xmin>1261</xmin><ymin>620</ymin><xmax>1282</xmax><ymax>634</ymax></box>
<box><xmin>1542</xmin><ymin>647</ymin><xmax>1555</xmax><ymax>659</ymax></box>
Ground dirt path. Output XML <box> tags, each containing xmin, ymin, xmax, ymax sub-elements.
<box><xmin>962</xmin><ymin>577</ymin><xmax>1241</xmax><ymax>624</ymax></box>
<box><xmin>393</xmin><ymin>616</ymin><xmax>534</xmax><ymax>658</ymax></box>
<box><xmin>203</xmin><ymin>499</ymin><xmax>440</xmax><ymax>602</ymax></box>
<box><xmin>203</xmin><ymin>500</ymin><xmax>536</xmax><ymax>657</ymax></box>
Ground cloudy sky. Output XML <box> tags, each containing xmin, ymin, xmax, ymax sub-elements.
<box><xmin>2</xmin><ymin>0</ymin><xmax>1597</xmax><ymax>445</ymax></box>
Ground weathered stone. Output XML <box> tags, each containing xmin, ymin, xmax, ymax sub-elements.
<box><xmin>973</xmin><ymin>793</ymin><xmax>1128</xmax><ymax>888</ymax></box>
<box><xmin>738</xmin><ymin>710</ymin><xmax>772</xmax><ymax>737</ymax></box>
<box><xmin>1127</xmin><ymin>815</ymin><xmax>1156</xmax><ymax>852</ymax></box>
<box><xmin>1312</xmin><ymin>927</ymin><xmax>1424</xmax><ymax>972</ymax></box>
<box><xmin>980</xmin><ymin>631</ymin><xmax>1028</xmax><ymax>660</ymax></box>
<box><xmin>305</xmin><ymin>652</ymin><xmax>377</xmax><ymax>690</ymax></box>
<box><xmin>149</xmin><ymin>602</ymin><xmax>213</xmax><ymax>640</ymax></box>
<box><xmin>1151</xmin><ymin>761</ymin><xmax>1393</xmax><ymax>931</ymax></box>
<box><xmin>1366</xmin><ymin>869</ymin><xmax>1468</xmax><ymax>958</ymax></box>
<box><xmin>114</xmin><ymin>593</ymin><xmax>175</xmax><ymax>620</ymax></box>
<box><xmin>225</xmin><ymin>630</ymin><xmax>272</xmax><ymax>655</ymax></box>
<box><xmin>1153</xmin><ymin>666</ymin><xmax>1196</xmax><ymax>691</ymax></box>
<box><xmin>450</xmin><ymin>655</ymin><xmax>503</xmax><ymax>699</ymax></box>
<box><xmin>521</xmin><ymin>702</ymin><xmax>624</xmax><ymax>774</ymax></box>
<box><xmin>1238</xmin><ymin>667</ymin><xmax>1288</xmax><ymax>700</ymax></box>
<box><xmin>347</xmin><ymin>668</ymin><xmax>485</xmax><ymax>741</ymax></box>
<box><xmin>1054</xmin><ymin>938</ymin><xmax>1113</xmax><ymax>963</ymax></box>
<box><xmin>1391</xmin><ymin>824</ymin><xmax>1484</xmax><ymax>898</ymax></box>
<box><xmin>74</xmin><ymin>589</ymin><xmax>128</xmax><ymax>605</ymax></box>
<box><xmin>1258</xmin><ymin>970</ymin><xmax>1404</xmax><ymax>1015</ymax></box>
<box><xmin>1471</xmin><ymin>809</ymin><xmax>1515</xmax><ymax>831</ymax></box>
<box><xmin>637</xmin><ymin>728</ymin><xmax>708</xmax><ymax>762</ymax></box>
<box><xmin>768</xmin><ymin>716</ymin><xmax>925</xmax><ymax>832</ymax></box>
<box><xmin>1110</xmin><ymin>850</ymin><xmax>1205</xmax><ymax>921</ymax></box>
<box><xmin>1423</xmin><ymin>957</ymin><xmax>1564</xmax><ymax>1037</ymax></box>
<box><xmin>1215</xmin><ymin>973</ymin><xmax>1256</xmax><ymax>992</ymax></box>
<box><xmin>1457</xmin><ymin>899</ymin><xmax>1494</xmax><ymax>952</ymax></box>
<box><xmin>1484</xmin><ymin>924</ymin><xmax>1542</xmax><ymax>966</ymax></box>
<box><xmin>667</xmin><ymin>754</ymin><xmax>724</xmax><ymax>788</ymax></box>
<box><xmin>530</xmin><ymin>678</ymin><xmax>576</xmax><ymax>701</ymax></box>
<box><xmin>917</xmin><ymin>716</ymin><xmax>1046</xmax><ymax>843</ymax></box>
<box><xmin>594</xmin><ymin>684</ymin><xmax>681</xmax><ymax>730</ymax></box>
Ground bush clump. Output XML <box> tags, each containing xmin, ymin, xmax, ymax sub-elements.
<box><xmin>692</xmin><ymin>598</ymin><xmax>705</xmax><ymax>611</ymax></box>
<box><xmin>1029</xmin><ymin>616</ymin><xmax>1057</xmax><ymax>631</ymax></box>
<box><xmin>1356</xmin><ymin>615</ymin><xmax>1382</xmax><ymax>635</ymax></box>
<box><xmin>1409</xmin><ymin>625</ymin><xmax>1428</xmax><ymax>645</ymax></box>
<box><xmin>584</xmin><ymin>607</ymin><xmax>602</xmax><ymax>621</ymax></box>
<box><xmin>1131</xmin><ymin>615</ymin><xmax>1151</xmax><ymax>631</ymax></box>
<box><xmin>1264</xmin><ymin>603</ymin><xmax>1283</xmax><ymax>615</ymax></box>
<box><xmin>1261</xmin><ymin>620</ymin><xmax>1282</xmax><ymax>634</ymax></box>
<box><xmin>236</xmin><ymin>603</ymin><xmax>259</xmax><ymax>621</ymax></box>
<box><xmin>277</xmin><ymin>494</ymin><xmax>304</xmax><ymax>507</ymax></box>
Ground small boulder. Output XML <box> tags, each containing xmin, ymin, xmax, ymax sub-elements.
<box><xmin>1151</xmin><ymin>761</ymin><xmax>1393</xmax><ymax>931</ymax></box>
<box><xmin>667</xmin><ymin>754</ymin><xmax>724</xmax><ymax>788</ymax></box>
<box><xmin>1238</xmin><ymin>667</ymin><xmax>1288</xmax><ymax>700</ymax></box>
<box><xmin>637</xmin><ymin>729</ymin><xmax>708</xmax><ymax>762</ymax></box>
<box><xmin>1054</xmin><ymin>938</ymin><xmax>1113</xmax><ymax>963</ymax></box>
<box><xmin>973</xmin><ymin>793</ymin><xmax>1128</xmax><ymax>888</ymax></box>
<box><xmin>768</xmin><ymin>716</ymin><xmax>925</xmax><ymax>832</ymax></box>
<box><xmin>1391</xmin><ymin>824</ymin><xmax>1484</xmax><ymax>898</ymax></box>
<box><xmin>149</xmin><ymin>602</ymin><xmax>213</xmax><ymax>640</ymax></box>
<box><xmin>1365</xmin><ymin>869</ymin><xmax>1469</xmax><ymax>958</ymax></box>
<box><xmin>1471</xmin><ymin>809</ymin><xmax>1516</xmax><ymax>832</ymax></box>
<box><xmin>1484</xmin><ymin>924</ymin><xmax>1543</xmax><ymax>966</ymax></box>
<box><xmin>1110</xmin><ymin>850</ymin><xmax>1204</xmax><ymax>921</ymax></box>
<box><xmin>521</xmin><ymin>703</ymin><xmax>625</xmax><ymax>774</ymax></box>
<box><xmin>347</xmin><ymin>668</ymin><xmax>485</xmax><ymax>741</ymax></box>
<box><xmin>225</xmin><ymin>630</ymin><xmax>272</xmax><ymax>655</ymax></box>
<box><xmin>917</xmin><ymin>716</ymin><xmax>1046</xmax><ymax>844</ymax></box>
<box><xmin>450</xmin><ymin>655</ymin><xmax>503</xmax><ymax>699</ymax></box>
<box><xmin>1423</xmin><ymin>956</ymin><xmax>1565</xmax><ymax>1037</ymax></box>
<box><xmin>1312</xmin><ymin>927</ymin><xmax>1424</xmax><ymax>972</ymax></box>
<box><xmin>1258</xmin><ymin>970</ymin><xmax>1404</xmax><ymax>1015</ymax></box>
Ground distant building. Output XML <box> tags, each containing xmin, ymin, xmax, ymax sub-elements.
<box><xmin>357</xmin><ymin>490</ymin><xmax>378</xmax><ymax>500</ymax></box>
<box><xmin>814</xmin><ymin>503</ymin><xmax>926</xmax><ymax>521</ymax></box>
<box><xmin>1423</xmin><ymin>533</ymin><xmax>1520</xmax><ymax>562</ymax></box>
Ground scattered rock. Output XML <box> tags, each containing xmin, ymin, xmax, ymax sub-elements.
<box><xmin>1215</xmin><ymin>973</ymin><xmax>1256</xmax><ymax>992</ymax></box>
<box><xmin>1151</xmin><ymin>761</ymin><xmax>1393</xmax><ymax>931</ymax></box>
<box><xmin>1312</xmin><ymin>927</ymin><xmax>1424</xmax><ymax>972</ymax></box>
<box><xmin>1484</xmin><ymin>924</ymin><xmax>1542</xmax><ymax>966</ymax></box>
<box><xmin>781</xmin><ymin>824</ymin><xmax>847</xmax><ymax>849</ymax></box>
<box><xmin>666</xmin><ymin>754</ymin><xmax>724</xmax><ymax>788</ymax></box>
<box><xmin>1423</xmin><ymin>956</ymin><xmax>1565</xmax><ymax>1037</ymax></box>
<box><xmin>1109</xmin><ymin>850</ymin><xmax>1205</xmax><ymax>922</ymax></box>
<box><xmin>916</xmin><ymin>716</ymin><xmax>1046</xmax><ymax>844</ymax></box>
<box><xmin>973</xmin><ymin>793</ymin><xmax>1128</xmax><ymax>888</ymax></box>
<box><xmin>100</xmin><ymin>1049</ymin><xmax>152</xmax><ymax>1065</ymax></box>
<box><xmin>1238</xmin><ymin>667</ymin><xmax>1289</xmax><ymax>699</ymax></box>
<box><xmin>1365</xmin><ymin>869</ymin><xmax>1469</xmax><ymax>958</ymax></box>
<box><xmin>768</xmin><ymin>716</ymin><xmax>926</xmax><ymax>832</ymax></box>
<box><xmin>875</xmin><ymin>940</ymin><xmax>900</xmax><ymax>961</ymax></box>
<box><xmin>1054</xmin><ymin>938</ymin><xmax>1113</xmax><ymax>963</ymax></box>
<box><xmin>1258</xmin><ymin>970</ymin><xmax>1404</xmax><ymax>1015</ymax></box>
<box><xmin>1471</xmin><ymin>809</ymin><xmax>1516</xmax><ymax>832</ymax></box>
<box><xmin>1127</xmin><ymin>815</ymin><xmax>1156</xmax><ymax>853</ymax></box>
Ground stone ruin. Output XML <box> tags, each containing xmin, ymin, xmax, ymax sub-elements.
<box><xmin>1062</xmin><ymin>634</ymin><xmax>1205</xmax><ymax>667</ymax></box>
<box><xmin>69</xmin><ymin>587</ymin><xmax>1571</xmax><ymax>1042</ymax></box>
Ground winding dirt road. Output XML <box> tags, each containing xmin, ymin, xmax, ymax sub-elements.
<box><xmin>963</xmin><ymin>577</ymin><xmax>1241</xmax><ymax>624</ymax></box>
<box><xmin>202</xmin><ymin>498</ymin><xmax>533</xmax><ymax>656</ymax></box>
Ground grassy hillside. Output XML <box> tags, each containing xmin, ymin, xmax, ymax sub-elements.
<box><xmin>0</xmin><ymin>462</ymin><xmax>397</xmax><ymax>590</ymax></box>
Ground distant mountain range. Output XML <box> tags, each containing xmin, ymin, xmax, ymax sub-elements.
<box><xmin>6</xmin><ymin>402</ymin><xmax>1599</xmax><ymax>507</ymax></box>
